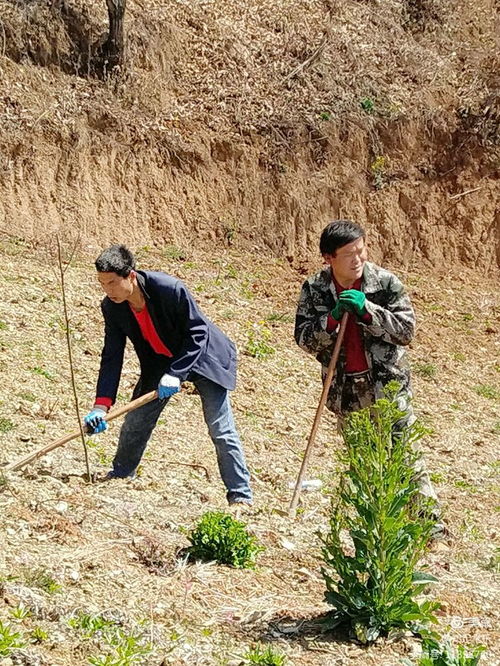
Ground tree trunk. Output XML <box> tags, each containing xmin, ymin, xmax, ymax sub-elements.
<box><xmin>103</xmin><ymin>0</ymin><xmax>126</xmax><ymax>73</ymax></box>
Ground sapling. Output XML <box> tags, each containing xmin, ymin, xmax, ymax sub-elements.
<box><xmin>320</xmin><ymin>383</ymin><xmax>440</xmax><ymax>642</ymax></box>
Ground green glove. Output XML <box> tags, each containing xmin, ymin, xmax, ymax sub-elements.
<box><xmin>339</xmin><ymin>289</ymin><xmax>367</xmax><ymax>316</ymax></box>
<box><xmin>330</xmin><ymin>300</ymin><xmax>346</xmax><ymax>321</ymax></box>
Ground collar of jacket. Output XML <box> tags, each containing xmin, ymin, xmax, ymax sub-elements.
<box><xmin>135</xmin><ymin>270</ymin><xmax>151</xmax><ymax>301</ymax></box>
<box><xmin>320</xmin><ymin>262</ymin><xmax>383</xmax><ymax>294</ymax></box>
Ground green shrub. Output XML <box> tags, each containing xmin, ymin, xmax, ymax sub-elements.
<box><xmin>244</xmin><ymin>642</ymin><xmax>286</xmax><ymax>665</ymax></box>
<box><xmin>186</xmin><ymin>511</ymin><xmax>263</xmax><ymax>569</ymax></box>
<box><xmin>473</xmin><ymin>384</ymin><xmax>499</xmax><ymax>400</ymax></box>
<box><xmin>0</xmin><ymin>619</ymin><xmax>25</xmax><ymax>656</ymax></box>
<box><xmin>403</xmin><ymin>638</ymin><xmax>485</xmax><ymax>665</ymax></box>
<box><xmin>320</xmin><ymin>384</ymin><xmax>439</xmax><ymax>643</ymax></box>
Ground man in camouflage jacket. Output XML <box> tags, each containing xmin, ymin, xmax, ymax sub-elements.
<box><xmin>294</xmin><ymin>219</ymin><xmax>439</xmax><ymax>506</ymax></box>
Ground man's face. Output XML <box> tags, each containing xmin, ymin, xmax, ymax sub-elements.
<box><xmin>323</xmin><ymin>236</ymin><xmax>368</xmax><ymax>286</ymax></box>
<box><xmin>97</xmin><ymin>271</ymin><xmax>134</xmax><ymax>303</ymax></box>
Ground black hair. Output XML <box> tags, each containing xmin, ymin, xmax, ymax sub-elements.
<box><xmin>95</xmin><ymin>244</ymin><xmax>136</xmax><ymax>277</ymax></box>
<box><xmin>319</xmin><ymin>220</ymin><xmax>366</xmax><ymax>255</ymax></box>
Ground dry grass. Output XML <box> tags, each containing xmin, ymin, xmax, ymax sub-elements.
<box><xmin>0</xmin><ymin>238</ymin><xmax>498</xmax><ymax>664</ymax></box>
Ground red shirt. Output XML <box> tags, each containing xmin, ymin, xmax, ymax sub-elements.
<box><xmin>95</xmin><ymin>302</ymin><xmax>173</xmax><ymax>408</ymax></box>
<box><xmin>326</xmin><ymin>277</ymin><xmax>370</xmax><ymax>373</ymax></box>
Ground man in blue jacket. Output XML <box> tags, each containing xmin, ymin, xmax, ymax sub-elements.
<box><xmin>83</xmin><ymin>244</ymin><xmax>253</xmax><ymax>507</ymax></box>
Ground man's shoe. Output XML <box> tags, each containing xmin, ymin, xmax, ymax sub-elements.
<box><xmin>228</xmin><ymin>500</ymin><xmax>253</xmax><ymax>520</ymax></box>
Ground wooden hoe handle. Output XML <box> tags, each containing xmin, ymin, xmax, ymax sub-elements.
<box><xmin>3</xmin><ymin>390</ymin><xmax>158</xmax><ymax>473</ymax></box>
<box><xmin>288</xmin><ymin>312</ymin><xmax>349</xmax><ymax>518</ymax></box>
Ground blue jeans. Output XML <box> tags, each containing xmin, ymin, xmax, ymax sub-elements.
<box><xmin>112</xmin><ymin>374</ymin><xmax>252</xmax><ymax>504</ymax></box>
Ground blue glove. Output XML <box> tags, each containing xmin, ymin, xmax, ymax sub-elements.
<box><xmin>84</xmin><ymin>407</ymin><xmax>108</xmax><ymax>435</ymax></box>
<box><xmin>158</xmin><ymin>373</ymin><xmax>180</xmax><ymax>400</ymax></box>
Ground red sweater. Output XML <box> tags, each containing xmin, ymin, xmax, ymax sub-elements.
<box><xmin>95</xmin><ymin>302</ymin><xmax>173</xmax><ymax>408</ymax></box>
<box><xmin>326</xmin><ymin>277</ymin><xmax>371</xmax><ymax>373</ymax></box>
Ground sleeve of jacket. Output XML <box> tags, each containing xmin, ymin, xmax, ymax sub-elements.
<box><xmin>167</xmin><ymin>281</ymin><xmax>209</xmax><ymax>381</ymax></box>
<box><xmin>361</xmin><ymin>274</ymin><xmax>415</xmax><ymax>345</ymax></box>
<box><xmin>95</xmin><ymin>303</ymin><xmax>126</xmax><ymax>405</ymax></box>
<box><xmin>294</xmin><ymin>279</ymin><xmax>338</xmax><ymax>355</ymax></box>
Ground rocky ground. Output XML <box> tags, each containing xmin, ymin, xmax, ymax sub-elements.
<box><xmin>0</xmin><ymin>236</ymin><xmax>498</xmax><ymax>665</ymax></box>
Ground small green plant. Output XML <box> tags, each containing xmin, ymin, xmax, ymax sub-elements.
<box><xmin>452</xmin><ymin>352</ymin><xmax>466</xmax><ymax>362</ymax></box>
<box><xmin>0</xmin><ymin>619</ymin><xmax>25</xmax><ymax>656</ymax></box>
<box><xmin>473</xmin><ymin>384</ymin><xmax>499</xmax><ymax>400</ymax></box>
<box><xmin>163</xmin><ymin>245</ymin><xmax>187</xmax><ymax>261</ymax></box>
<box><xmin>483</xmin><ymin>548</ymin><xmax>500</xmax><ymax>573</ymax></box>
<box><xmin>68</xmin><ymin>612</ymin><xmax>120</xmax><ymax>638</ymax></box>
<box><xmin>0</xmin><ymin>320</ymin><xmax>7</xmax><ymax>330</ymax></box>
<box><xmin>244</xmin><ymin>643</ymin><xmax>286</xmax><ymax>665</ymax></box>
<box><xmin>319</xmin><ymin>111</ymin><xmax>331</xmax><ymax>120</ymax></box>
<box><xmin>492</xmin><ymin>422</ymin><xmax>500</xmax><ymax>435</ymax></box>
<box><xmin>186</xmin><ymin>511</ymin><xmax>263</xmax><ymax>569</ymax></box>
<box><xmin>320</xmin><ymin>383</ymin><xmax>439</xmax><ymax>643</ymax></box>
<box><xmin>24</xmin><ymin>568</ymin><xmax>61</xmax><ymax>594</ymax></box>
<box><xmin>370</xmin><ymin>155</ymin><xmax>388</xmax><ymax>189</ymax></box>
<box><xmin>244</xmin><ymin>322</ymin><xmax>275</xmax><ymax>359</ymax></box>
<box><xmin>360</xmin><ymin>97</ymin><xmax>375</xmax><ymax>113</ymax></box>
<box><xmin>402</xmin><ymin>638</ymin><xmax>485</xmax><ymax>665</ymax></box>
<box><xmin>9</xmin><ymin>604</ymin><xmax>31</xmax><ymax>621</ymax></box>
<box><xmin>414</xmin><ymin>362</ymin><xmax>437</xmax><ymax>379</ymax></box>
<box><xmin>0</xmin><ymin>417</ymin><xmax>15</xmax><ymax>434</ymax></box>
<box><xmin>18</xmin><ymin>390</ymin><xmax>36</xmax><ymax>402</ymax></box>
<box><xmin>31</xmin><ymin>626</ymin><xmax>49</xmax><ymax>643</ymax></box>
<box><xmin>30</xmin><ymin>366</ymin><xmax>55</xmax><ymax>381</ymax></box>
<box><xmin>264</xmin><ymin>312</ymin><xmax>293</xmax><ymax>324</ymax></box>
<box><xmin>88</xmin><ymin>628</ymin><xmax>152</xmax><ymax>665</ymax></box>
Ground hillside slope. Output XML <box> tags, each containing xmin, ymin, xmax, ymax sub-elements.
<box><xmin>0</xmin><ymin>0</ymin><xmax>498</xmax><ymax>268</ymax></box>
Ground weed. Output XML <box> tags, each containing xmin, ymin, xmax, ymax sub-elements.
<box><xmin>245</xmin><ymin>322</ymin><xmax>275</xmax><ymax>360</ymax></box>
<box><xmin>453</xmin><ymin>479</ymin><xmax>477</xmax><ymax>492</ymax></box>
<box><xmin>31</xmin><ymin>366</ymin><xmax>55</xmax><ymax>381</ymax></box>
<box><xmin>264</xmin><ymin>312</ymin><xmax>293</xmax><ymax>324</ymax></box>
<box><xmin>370</xmin><ymin>155</ymin><xmax>388</xmax><ymax>190</ymax></box>
<box><xmin>319</xmin><ymin>111</ymin><xmax>331</xmax><ymax>120</ymax></box>
<box><xmin>473</xmin><ymin>384</ymin><xmax>499</xmax><ymax>400</ymax></box>
<box><xmin>462</xmin><ymin>313</ymin><xmax>474</xmax><ymax>321</ymax></box>
<box><xmin>244</xmin><ymin>643</ymin><xmax>286</xmax><ymax>665</ymax></box>
<box><xmin>360</xmin><ymin>97</ymin><xmax>375</xmax><ymax>113</ymax></box>
<box><xmin>68</xmin><ymin>612</ymin><xmax>120</xmax><ymax>638</ymax></box>
<box><xmin>88</xmin><ymin>628</ymin><xmax>152</xmax><ymax>665</ymax></box>
<box><xmin>414</xmin><ymin>362</ymin><xmax>437</xmax><ymax>379</ymax></box>
<box><xmin>31</xmin><ymin>626</ymin><xmax>49</xmax><ymax>643</ymax></box>
<box><xmin>0</xmin><ymin>619</ymin><xmax>25</xmax><ymax>656</ymax></box>
<box><xmin>24</xmin><ymin>568</ymin><xmax>61</xmax><ymax>594</ymax></box>
<box><xmin>18</xmin><ymin>390</ymin><xmax>36</xmax><ymax>402</ymax></box>
<box><xmin>320</xmin><ymin>383</ymin><xmax>439</xmax><ymax>643</ymax></box>
<box><xmin>0</xmin><ymin>320</ymin><xmax>7</xmax><ymax>330</ymax></box>
<box><xmin>402</xmin><ymin>638</ymin><xmax>485</xmax><ymax>665</ymax></box>
<box><xmin>430</xmin><ymin>472</ymin><xmax>444</xmax><ymax>484</ymax></box>
<box><xmin>483</xmin><ymin>548</ymin><xmax>500</xmax><ymax>573</ymax></box>
<box><xmin>0</xmin><ymin>417</ymin><xmax>15</xmax><ymax>433</ymax></box>
<box><xmin>9</xmin><ymin>604</ymin><xmax>31</xmax><ymax>621</ymax></box>
<box><xmin>492</xmin><ymin>422</ymin><xmax>500</xmax><ymax>435</ymax></box>
<box><xmin>163</xmin><ymin>245</ymin><xmax>187</xmax><ymax>261</ymax></box>
<box><xmin>87</xmin><ymin>439</ymin><xmax>111</xmax><ymax>466</ymax></box>
<box><xmin>186</xmin><ymin>511</ymin><xmax>263</xmax><ymax>569</ymax></box>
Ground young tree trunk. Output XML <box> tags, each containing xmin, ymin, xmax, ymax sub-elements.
<box><xmin>102</xmin><ymin>0</ymin><xmax>126</xmax><ymax>73</ymax></box>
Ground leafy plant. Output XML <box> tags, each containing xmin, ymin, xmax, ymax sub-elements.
<box><xmin>9</xmin><ymin>604</ymin><xmax>31</xmax><ymax>621</ymax></box>
<box><xmin>0</xmin><ymin>417</ymin><xmax>15</xmax><ymax>433</ymax></box>
<box><xmin>24</xmin><ymin>568</ymin><xmax>61</xmax><ymax>594</ymax></box>
<box><xmin>360</xmin><ymin>97</ymin><xmax>375</xmax><ymax>113</ymax></box>
<box><xmin>87</xmin><ymin>628</ymin><xmax>152</xmax><ymax>665</ymax></box>
<box><xmin>402</xmin><ymin>638</ymin><xmax>485</xmax><ymax>665</ymax></box>
<box><xmin>244</xmin><ymin>642</ymin><xmax>286</xmax><ymax>665</ymax></box>
<box><xmin>30</xmin><ymin>366</ymin><xmax>55</xmax><ymax>381</ymax></box>
<box><xmin>473</xmin><ymin>384</ymin><xmax>499</xmax><ymax>400</ymax></box>
<box><xmin>244</xmin><ymin>322</ymin><xmax>275</xmax><ymax>359</ymax></box>
<box><xmin>68</xmin><ymin>612</ymin><xmax>120</xmax><ymax>638</ymax></box>
<box><xmin>320</xmin><ymin>383</ymin><xmax>439</xmax><ymax>643</ymax></box>
<box><xmin>186</xmin><ymin>511</ymin><xmax>263</xmax><ymax>568</ymax></box>
<box><xmin>414</xmin><ymin>362</ymin><xmax>437</xmax><ymax>379</ymax></box>
<box><xmin>31</xmin><ymin>626</ymin><xmax>49</xmax><ymax>643</ymax></box>
<box><xmin>163</xmin><ymin>245</ymin><xmax>187</xmax><ymax>261</ymax></box>
<box><xmin>0</xmin><ymin>619</ymin><xmax>25</xmax><ymax>656</ymax></box>
<box><xmin>370</xmin><ymin>155</ymin><xmax>388</xmax><ymax>189</ymax></box>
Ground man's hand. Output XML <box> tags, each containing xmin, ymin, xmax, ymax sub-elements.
<box><xmin>84</xmin><ymin>407</ymin><xmax>108</xmax><ymax>435</ymax></box>
<box><xmin>330</xmin><ymin>300</ymin><xmax>346</xmax><ymax>321</ymax></box>
<box><xmin>158</xmin><ymin>373</ymin><xmax>180</xmax><ymax>400</ymax></box>
<box><xmin>339</xmin><ymin>289</ymin><xmax>367</xmax><ymax>316</ymax></box>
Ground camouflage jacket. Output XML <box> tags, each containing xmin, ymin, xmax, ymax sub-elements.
<box><xmin>294</xmin><ymin>262</ymin><xmax>415</xmax><ymax>414</ymax></box>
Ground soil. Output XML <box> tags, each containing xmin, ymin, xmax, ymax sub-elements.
<box><xmin>0</xmin><ymin>239</ymin><xmax>498</xmax><ymax>665</ymax></box>
<box><xmin>0</xmin><ymin>1</ymin><xmax>499</xmax><ymax>663</ymax></box>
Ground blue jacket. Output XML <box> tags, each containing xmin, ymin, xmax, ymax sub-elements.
<box><xmin>95</xmin><ymin>270</ymin><xmax>237</xmax><ymax>403</ymax></box>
